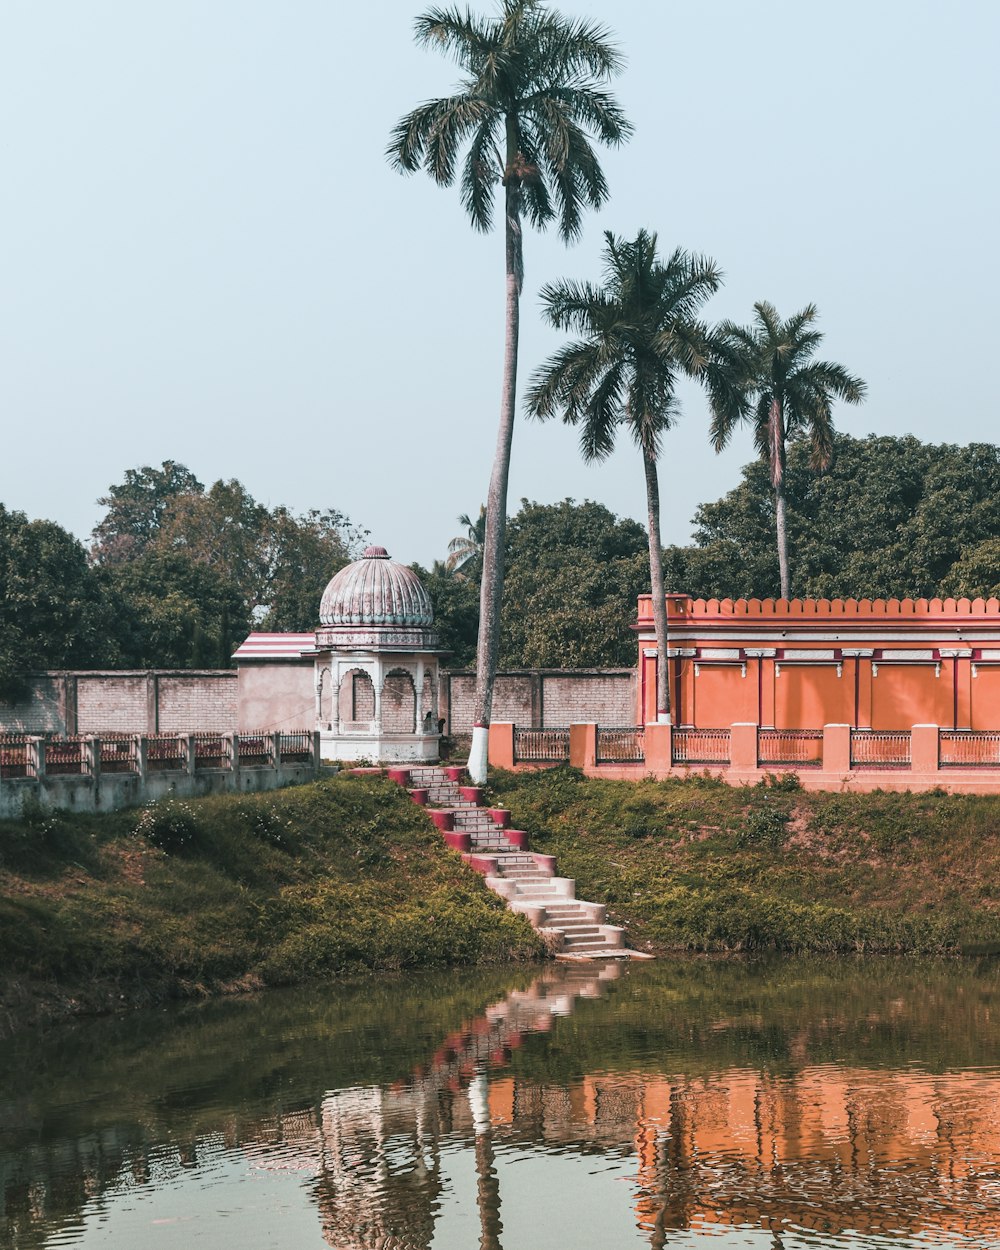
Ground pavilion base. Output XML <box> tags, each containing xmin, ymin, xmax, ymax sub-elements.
<box><xmin>319</xmin><ymin>730</ymin><xmax>440</xmax><ymax>765</ymax></box>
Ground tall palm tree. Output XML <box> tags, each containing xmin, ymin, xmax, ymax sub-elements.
<box><xmin>446</xmin><ymin>506</ymin><xmax>487</xmax><ymax>579</ymax></box>
<box><xmin>527</xmin><ymin>229</ymin><xmax>721</xmax><ymax>722</ymax></box>
<box><xmin>706</xmin><ymin>302</ymin><xmax>866</xmax><ymax>599</ymax></box>
<box><xmin>388</xmin><ymin>0</ymin><xmax>631</xmax><ymax>782</ymax></box>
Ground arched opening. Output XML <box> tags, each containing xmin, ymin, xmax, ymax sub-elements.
<box><xmin>421</xmin><ymin>673</ymin><xmax>437</xmax><ymax>733</ymax></box>
<box><xmin>339</xmin><ymin>668</ymin><xmax>376</xmax><ymax>728</ymax></box>
<box><xmin>382</xmin><ymin>669</ymin><xmax>417</xmax><ymax>734</ymax></box>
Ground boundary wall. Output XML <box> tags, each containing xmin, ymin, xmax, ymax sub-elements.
<box><xmin>636</xmin><ymin>594</ymin><xmax>1000</xmax><ymax>731</ymax></box>
<box><xmin>0</xmin><ymin>731</ymin><xmax>320</xmax><ymax>818</ymax></box>
<box><xmin>0</xmin><ymin>672</ymin><xmax>237</xmax><ymax>736</ymax></box>
<box><xmin>489</xmin><ymin>722</ymin><xmax>1000</xmax><ymax>795</ymax></box>
<box><xmin>441</xmin><ymin>669</ymin><xmax>636</xmax><ymax>735</ymax></box>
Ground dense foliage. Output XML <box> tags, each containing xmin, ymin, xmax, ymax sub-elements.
<box><xmin>0</xmin><ymin>464</ymin><xmax>363</xmax><ymax>687</ymax></box>
<box><xmin>666</xmin><ymin>433</ymin><xmax>1000</xmax><ymax>600</ymax></box>
<box><xmin>421</xmin><ymin>499</ymin><xmax>649</xmax><ymax>669</ymax></box>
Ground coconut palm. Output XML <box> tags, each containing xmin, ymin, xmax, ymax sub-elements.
<box><xmin>706</xmin><ymin>302</ymin><xmax>866</xmax><ymax>599</ymax></box>
<box><xmin>446</xmin><ymin>507</ymin><xmax>487</xmax><ymax>579</ymax></box>
<box><xmin>527</xmin><ymin>229</ymin><xmax>722</xmax><ymax>722</ymax></box>
<box><xmin>388</xmin><ymin>0</ymin><xmax>631</xmax><ymax>781</ymax></box>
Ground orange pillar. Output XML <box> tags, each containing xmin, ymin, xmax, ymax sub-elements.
<box><xmin>488</xmin><ymin>723</ymin><xmax>515</xmax><ymax>769</ymax></box>
<box><xmin>951</xmin><ymin>652</ymin><xmax>973</xmax><ymax>729</ymax></box>
<box><xmin>846</xmin><ymin>653</ymin><xmax>874</xmax><ymax>729</ymax></box>
<box><xmin>569</xmin><ymin>723</ymin><xmax>597</xmax><ymax>769</ymax></box>
<box><xmin>730</xmin><ymin>723</ymin><xmax>759</xmax><ymax>772</ymax></box>
<box><xmin>823</xmin><ymin>723</ymin><xmax>852</xmax><ymax>774</ymax></box>
<box><xmin>760</xmin><ymin>656</ymin><xmax>777</xmax><ymax>728</ymax></box>
<box><xmin>911</xmin><ymin>724</ymin><xmax>940</xmax><ymax>775</ymax></box>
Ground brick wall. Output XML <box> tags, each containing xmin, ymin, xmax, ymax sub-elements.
<box><xmin>77</xmin><ymin>675</ymin><xmax>148</xmax><ymax>734</ymax></box>
<box><xmin>0</xmin><ymin>671</ymin><xmax>239</xmax><ymax>736</ymax></box>
<box><xmin>541</xmin><ymin>672</ymin><xmax>636</xmax><ymax>726</ymax></box>
<box><xmin>0</xmin><ymin>676</ymin><xmax>66</xmax><ymax>734</ymax></box>
<box><xmin>443</xmin><ymin>669</ymin><xmax>637</xmax><ymax>733</ymax></box>
<box><xmin>157</xmin><ymin>674</ymin><xmax>238</xmax><ymax>733</ymax></box>
<box><xmin>382</xmin><ymin>672</ymin><xmax>416</xmax><ymax>733</ymax></box>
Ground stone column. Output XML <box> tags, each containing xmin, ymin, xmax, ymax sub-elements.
<box><xmin>569</xmin><ymin>724</ymin><xmax>597</xmax><ymax>769</ymax></box>
<box><xmin>823</xmin><ymin>724</ymin><xmax>852</xmax><ymax>774</ymax></box>
<box><xmin>730</xmin><ymin>723</ymin><xmax>758</xmax><ymax>772</ymax></box>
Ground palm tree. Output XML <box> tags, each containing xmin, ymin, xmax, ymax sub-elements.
<box><xmin>388</xmin><ymin>0</ymin><xmax>631</xmax><ymax>782</ymax></box>
<box><xmin>706</xmin><ymin>302</ymin><xmax>866</xmax><ymax>599</ymax></box>
<box><xmin>446</xmin><ymin>507</ymin><xmax>487</xmax><ymax>579</ymax></box>
<box><xmin>527</xmin><ymin>229</ymin><xmax>721</xmax><ymax>722</ymax></box>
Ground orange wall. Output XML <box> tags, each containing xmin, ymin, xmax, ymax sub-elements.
<box><xmin>971</xmin><ymin>669</ymin><xmax>1000</xmax><ymax>730</ymax></box>
<box><xmin>775</xmin><ymin>666</ymin><xmax>853</xmax><ymax>729</ymax></box>
<box><xmin>871</xmin><ymin>666</ymin><xmax>953</xmax><ymax>730</ymax></box>
<box><xmin>690</xmin><ymin>667</ymin><xmax>757</xmax><ymax>728</ymax></box>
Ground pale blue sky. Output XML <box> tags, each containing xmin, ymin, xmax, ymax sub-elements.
<box><xmin>2</xmin><ymin>0</ymin><xmax>997</xmax><ymax>566</ymax></box>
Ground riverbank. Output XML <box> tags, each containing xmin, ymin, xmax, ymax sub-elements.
<box><xmin>486</xmin><ymin>767</ymin><xmax>1000</xmax><ymax>955</ymax></box>
<box><xmin>0</xmin><ymin>773</ymin><xmax>541</xmax><ymax>1034</ymax></box>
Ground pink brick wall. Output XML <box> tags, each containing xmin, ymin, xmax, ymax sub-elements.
<box><xmin>0</xmin><ymin>676</ymin><xmax>65</xmax><ymax>733</ymax></box>
<box><xmin>443</xmin><ymin>670</ymin><xmax>636</xmax><ymax>733</ymax></box>
<box><xmin>541</xmin><ymin>673</ymin><xmax>636</xmax><ymax>726</ymax></box>
<box><xmin>157</xmin><ymin>675</ymin><xmax>238</xmax><ymax>733</ymax></box>
<box><xmin>77</xmin><ymin>675</ymin><xmax>148</xmax><ymax>733</ymax></box>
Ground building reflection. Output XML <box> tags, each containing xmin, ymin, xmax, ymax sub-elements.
<box><xmin>6</xmin><ymin>964</ymin><xmax>1000</xmax><ymax>1248</ymax></box>
<box><xmin>247</xmin><ymin>963</ymin><xmax>1000</xmax><ymax>1248</ymax></box>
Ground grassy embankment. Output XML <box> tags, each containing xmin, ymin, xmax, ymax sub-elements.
<box><xmin>487</xmin><ymin>767</ymin><xmax>1000</xmax><ymax>955</ymax></box>
<box><xmin>0</xmin><ymin>773</ymin><xmax>541</xmax><ymax>1032</ymax></box>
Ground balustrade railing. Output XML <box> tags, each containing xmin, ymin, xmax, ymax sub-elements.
<box><xmin>45</xmin><ymin>737</ymin><xmax>87</xmax><ymax>775</ymax></box>
<box><xmin>278</xmin><ymin>731</ymin><xmax>313</xmax><ymax>763</ymax></box>
<box><xmin>939</xmin><ymin>731</ymin><xmax>1000</xmax><ymax>769</ymax></box>
<box><xmin>238</xmin><ymin>734</ymin><xmax>272</xmax><ymax>767</ymax></box>
<box><xmin>672</xmin><ymin>728</ymin><xmax>731</xmax><ymax>765</ymax></box>
<box><xmin>99</xmin><ymin>735</ymin><xmax>139</xmax><ymax>774</ymax></box>
<box><xmin>596</xmin><ymin>726</ymin><xmax>645</xmax><ymax>764</ymax></box>
<box><xmin>0</xmin><ymin>735</ymin><xmax>33</xmax><ymax>779</ymax></box>
<box><xmin>851</xmin><ymin>730</ymin><xmax>912</xmax><ymax>769</ymax></box>
<box><xmin>757</xmin><ymin>729</ymin><xmax>823</xmax><ymax>768</ymax></box>
<box><xmin>513</xmin><ymin>727</ymin><xmax>570</xmax><ymax>764</ymax></box>
<box><xmin>193</xmin><ymin>733</ymin><xmax>227</xmax><ymax>770</ymax></box>
<box><xmin>146</xmin><ymin>735</ymin><xmax>187</xmax><ymax>772</ymax></box>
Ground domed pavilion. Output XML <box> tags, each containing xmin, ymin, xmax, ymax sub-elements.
<box><xmin>233</xmin><ymin>545</ymin><xmax>446</xmax><ymax>763</ymax></box>
<box><xmin>313</xmin><ymin>545</ymin><xmax>446</xmax><ymax>762</ymax></box>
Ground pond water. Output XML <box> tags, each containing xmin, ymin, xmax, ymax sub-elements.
<box><xmin>3</xmin><ymin>957</ymin><xmax>1000</xmax><ymax>1249</ymax></box>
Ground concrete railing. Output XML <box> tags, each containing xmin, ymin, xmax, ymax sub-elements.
<box><xmin>0</xmin><ymin>730</ymin><xmax>321</xmax><ymax>817</ymax></box>
<box><xmin>488</xmin><ymin>721</ymin><xmax>1000</xmax><ymax>793</ymax></box>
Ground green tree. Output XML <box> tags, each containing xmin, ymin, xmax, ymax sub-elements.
<box><xmin>389</xmin><ymin>0</ymin><xmax>631</xmax><ymax>780</ymax></box>
<box><xmin>706</xmin><ymin>302</ymin><xmax>866</xmax><ymax>598</ymax></box>
<box><xmin>92</xmin><ymin>467</ymin><xmax>364</xmax><ymax>666</ymax></box>
<box><xmin>446</xmin><ymin>507</ymin><xmax>486</xmax><ymax>580</ymax></box>
<box><xmin>0</xmin><ymin>506</ymin><xmax>116</xmax><ymax>697</ymax></box>
<box><xmin>527</xmin><ymin>230</ymin><xmax>721</xmax><ymax>721</ymax></box>
<box><xmin>91</xmin><ymin>460</ymin><xmax>204</xmax><ymax>564</ymax></box>
<box><xmin>413</xmin><ymin>560</ymin><xmax>482</xmax><ymax>667</ymax></box>
<box><xmin>665</xmin><ymin>434</ymin><xmax>1000</xmax><ymax>600</ymax></box>
<box><xmin>499</xmin><ymin>499</ymin><xmax>647</xmax><ymax>667</ymax></box>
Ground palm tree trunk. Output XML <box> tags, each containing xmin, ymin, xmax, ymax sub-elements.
<box><xmin>768</xmin><ymin>397</ymin><xmax>791</xmax><ymax>599</ymax></box>
<box><xmin>468</xmin><ymin>159</ymin><xmax>522</xmax><ymax>784</ymax></box>
<box><xmin>643</xmin><ymin>447</ymin><xmax>671</xmax><ymax>722</ymax></box>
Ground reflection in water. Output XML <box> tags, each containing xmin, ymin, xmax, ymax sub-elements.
<box><xmin>3</xmin><ymin>959</ymin><xmax>1000</xmax><ymax>1248</ymax></box>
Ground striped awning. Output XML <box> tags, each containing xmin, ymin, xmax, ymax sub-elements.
<box><xmin>232</xmin><ymin>632</ymin><xmax>316</xmax><ymax>660</ymax></box>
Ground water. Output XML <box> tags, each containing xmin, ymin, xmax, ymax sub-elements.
<box><xmin>3</xmin><ymin>957</ymin><xmax>1000</xmax><ymax>1249</ymax></box>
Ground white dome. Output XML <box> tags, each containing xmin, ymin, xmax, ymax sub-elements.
<box><xmin>319</xmin><ymin>546</ymin><xmax>433</xmax><ymax>627</ymax></box>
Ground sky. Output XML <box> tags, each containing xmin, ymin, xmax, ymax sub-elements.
<box><xmin>2</xmin><ymin>0</ymin><xmax>997</xmax><ymax>567</ymax></box>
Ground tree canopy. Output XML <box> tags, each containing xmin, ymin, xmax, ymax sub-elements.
<box><xmin>665</xmin><ymin>434</ymin><xmax>1000</xmax><ymax>600</ymax></box>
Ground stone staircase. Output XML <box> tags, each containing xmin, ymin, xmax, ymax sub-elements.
<box><xmin>397</xmin><ymin>764</ymin><xmax>631</xmax><ymax>960</ymax></box>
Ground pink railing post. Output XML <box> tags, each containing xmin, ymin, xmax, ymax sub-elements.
<box><xmin>911</xmin><ymin>724</ymin><xmax>940</xmax><ymax>775</ymax></box>
<box><xmin>488</xmin><ymin>723</ymin><xmax>515</xmax><ymax>769</ymax></box>
<box><xmin>569</xmin><ymin>724</ymin><xmax>597</xmax><ymax>769</ymax></box>
<box><xmin>730</xmin><ymin>724</ymin><xmax>758</xmax><ymax>772</ymax></box>
<box><xmin>823</xmin><ymin>724</ymin><xmax>852</xmax><ymax>773</ymax></box>
<box><xmin>644</xmin><ymin>723</ymin><xmax>672</xmax><ymax>772</ymax></box>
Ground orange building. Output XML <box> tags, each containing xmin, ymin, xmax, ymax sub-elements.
<box><xmin>637</xmin><ymin>594</ymin><xmax>1000</xmax><ymax>732</ymax></box>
